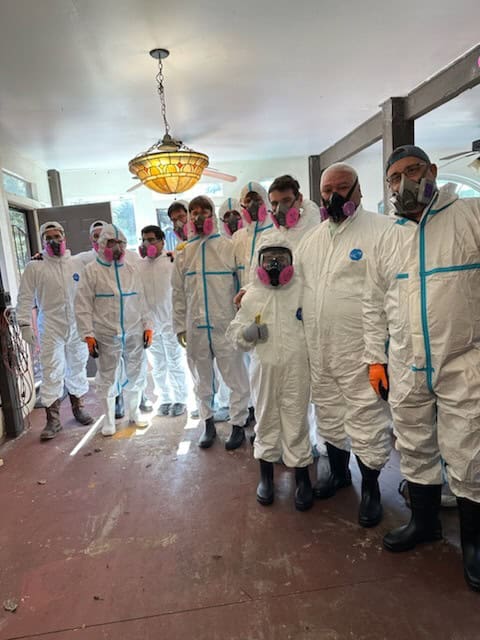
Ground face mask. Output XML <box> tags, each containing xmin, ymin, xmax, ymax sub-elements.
<box><xmin>92</xmin><ymin>241</ymin><xmax>100</xmax><ymax>253</ymax></box>
<box><xmin>223</xmin><ymin>212</ymin><xmax>243</xmax><ymax>236</ymax></box>
<box><xmin>390</xmin><ymin>173</ymin><xmax>437</xmax><ymax>219</ymax></box>
<box><xmin>320</xmin><ymin>178</ymin><xmax>358</xmax><ymax>223</ymax></box>
<box><xmin>256</xmin><ymin>248</ymin><xmax>294</xmax><ymax>287</ymax></box>
<box><xmin>104</xmin><ymin>246</ymin><xmax>125</xmax><ymax>263</ymax></box>
<box><xmin>173</xmin><ymin>219</ymin><xmax>187</xmax><ymax>241</ymax></box>
<box><xmin>45</xmin><ymin>239</ymin><xmax>66</xmax><ymax>257</ymax></box>
<box><xmin>184</xmin><ymin>215</ymin><xmax>214</xmax><ymax>237</ymax></box>
<box><xmin>242</xmin><ymin>201</ymin><xmax>267</xmax><ymax>225</ymax></box>
<box><xmin>138</xmin><ymin>243</ymin><xmax>158</xmax><ymax>258</ymax></box>
<box><xmin>271</xmin><ymin>201</ymin><xmax>301</xmax><ymax>229</ymax></box>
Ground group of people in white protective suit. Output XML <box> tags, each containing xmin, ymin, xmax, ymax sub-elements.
<box><xmin>15</xmin><ymin>145</ymin><xmax>480</xmax><ymax>593</ymax></box>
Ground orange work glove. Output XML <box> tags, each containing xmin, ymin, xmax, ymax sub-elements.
<box><xmin>368</xmin><ymin>363</ymin><xmax>389</xmax><ymax>401</ymax></box>
<box><xmin>85</xmin><ymin>336</ymin><xmax>99</xmax><ymax>358</ymax></box>
<box><xmin>143</xmin><ymin>329</ymin><xmax>153</xmax><ymax>349</ymax></box>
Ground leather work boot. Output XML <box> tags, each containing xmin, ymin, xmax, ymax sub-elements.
<box><xmin>198</xmin><ymin>417</ymin><xmax>216</xmax><ymax>448</ymax></box>
<box><xmin>457</xmin><ymin>497</ymin><xmax>480</xmax><ymax>592</ymax></box>
<box><xmin>40</xmin><ymin>399</ymin><xmax>63</xmax><ymax>440</ymax></box>
<box><xmin>69</xmin><ymin>394</ymin><xmax>94</xmax><ymax>426</ymax></box>
<box><xmin>225</xmin><ymin>425</ymin><xmax>245</xmax><ymax>450</ymax></box>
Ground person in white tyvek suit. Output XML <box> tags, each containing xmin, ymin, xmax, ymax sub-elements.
<box><xmin>172</xmin><ymin>195</ymin><xmax>250</xmax><ymax>450</ymax></box>
<box><xmin>75</xmin><ymin>224</ymin><xmax>153</xmax><ymax>436</ymax></box>
<box><xmin>232</xmin><ymin>182</ymin><xmax>274</xmax><ymax>288</ymax></box>
<box><xmin>137</xmin><ymin>224</ymin><xmax>188</xmax><ymax>417</ymax></box>
<box><xmin>363</xmin><ymin>145</ymin><xmax>480</xmax><ymax>591</ymax></box>
<box><xmin>75</xmin><ymin>218</ymin><xmax>147</xmax><ymax>416</ymax></box>
<box><xmin>16</xmin><ymin>221</ymin><xmax>93</xmax><ymax>440</ymax></box>
<box><xmin>227</xmin><ymin>240</ymin><xmax>314</xmax><ymax>511</ymax></box>
<box><xmin>296</xmin><ymin>163</ymin><xmax>392</xmax><ymax>528</ymax></box>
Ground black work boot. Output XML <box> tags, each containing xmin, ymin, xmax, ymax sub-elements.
<box><xmin>383</xmin><ymin>482</ymin><xmax>442</xmax><ymax>552</ymax></box>
<box><xmin>257</xmin><ymin>460</ymin><xmax>274</xmax><ymax>505</ymax></box>
<box><xmin>69</xmin><ymin>393</ymin><xmax>94</xmax><ymax>426</ymax></box>
<box><xmin>295</xmin><ymin>466</ymin><xmax>314</xmax><ymax>511</ymax></box>
<box><xmin>225</xmin><ymin>425</ymin><xmax>245</xmax><ymax>450</ymax></box>
<box><xmin>356</xmin><ymin>456</ymin><xmax>383</xmax><ymax>528</ymax></box>
<box><xmin>246</xmin><ymin>406</ymin><xmax>256</xmax><ymax>428</ymax></box>
<box><xmin>139</xmin><ymin>392</ymin><xmax>153</xmax><ymax>412</ymax></box>
<box><xmin>115</xmin><ymin>394</ymin><xmax>125</xmax><ymax>419</ymax></box>
<box><xmin>457</xmin><ymin>497</ymin><xmax>480</xmax><ymax>592</ymax></box>
<box><xmin>314</xmin><ymin>442</ymin><xmax>352</xmax><ymax>499</ymax></box>
<box><xmin>40</xmin><ymin>399</ymin><xmax>63</xmax><ymax>440</ymax></box>
<box><xmin>198</xmin><ymin>417</ymin><xmax>216</xmax><ymax>448</ymax></box>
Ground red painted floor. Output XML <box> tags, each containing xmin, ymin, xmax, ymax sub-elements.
<box><xmin>0</xmin><ymin>393</ymin><xmax>479</xmax><ymax>640</ymax></box>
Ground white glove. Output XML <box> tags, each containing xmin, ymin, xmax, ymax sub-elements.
<box><xmin>243</xmin><ymin>322</ymin><xmax>268</xmax><ymax>343</ymax></box>
<box><xmin>21</xmin><ymin>325</ymin><xmax>36</xmax><ymax>345</ymax></box>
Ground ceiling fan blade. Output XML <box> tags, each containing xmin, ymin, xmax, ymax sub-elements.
<box><xmin>126</xmin><ymin>181</ymin><xmax>143</xmax><ymax>193</ymax></box>
<box><xmin>203</xmin><ymin>167</ymin><xmax>237</xmax><ymax>182</ymax></box>
<box><xmin>439</xmin><ymin>150</ymin><xmax>471</xmax><ymax>160</ymax></box>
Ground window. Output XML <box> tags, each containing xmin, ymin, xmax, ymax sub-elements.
<box><xmin>9</xmin><ymin>207</ymin><xmax>31</xmax><ymax>275</ymax></box>
<box><xmin>2</xmin><ymin>170</ymin><xmax>33</xmax><ymax>199</ymax></box>
<box><xmin>111</xmin><ymin>198</ymin><xmax>136</xmax><ymax>247</ymax></box>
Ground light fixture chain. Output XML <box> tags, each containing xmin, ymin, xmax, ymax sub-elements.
<box><xmin>156</xmin><ymin>57</ymin><xmax>170</xmax><ymax>136</ymax></box>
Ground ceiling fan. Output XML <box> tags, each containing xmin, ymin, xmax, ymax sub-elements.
<box><xmin>127</xmin><ymin>48</ymin><xmax>237</xmax><ymax>195</ymax></box>
<box><xmin>439</xmin><ymin>139</ymin><xmax>480</xmax><ymax>161</ymax></box>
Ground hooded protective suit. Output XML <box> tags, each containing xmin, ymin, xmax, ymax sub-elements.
<box><xmin>172</xmin><ymin>199</ymin><xmax>250</xmax><ymax>426</ymax></box>
<box><xmin>137</xmin><ymin>248</ymin><xmax>188</xmax><ymax>407</ymax></box>
<box><xmin>227</xmin><ymin>239</ymin><xmax>312</xmax><ymax>467</ymax></box>
<box><xmin>297</xmin><ymin>205</ymin><xmax>393</xmax><ymax>469</ymax></box>
<box><xmin>363</xmin><ymin>187</ymin><xmax>480</xmax><ymax>500</ymax></box>
<box><xmin>75</xmin><ymin>224</ymin><xmax>152</xmax><ymax>433</ymax></box>
<box><xmin>16</xmin><ymin>224</ymin><xmax>89</xmax><ymax>408</ymax></box>
<box><xmin>218</xmin><ymin>198</ymin><xmax>243</xmax><ymax>238</ymax></box>
<box><xmin>232</xmin><ymin>182</ymin><xmax>274</xmax><ymax>287</ymax></box>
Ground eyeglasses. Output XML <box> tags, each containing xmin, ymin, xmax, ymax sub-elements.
<box><xmin>386</xmin><ymin>162</ymin><xmax>427</xmax><ymax>186</ymax></box>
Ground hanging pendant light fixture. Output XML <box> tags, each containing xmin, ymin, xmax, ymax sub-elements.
<box><xmin>128</xmin><ymin>49</ymin><xmax>209</xmax><ymax>195</ymax></box>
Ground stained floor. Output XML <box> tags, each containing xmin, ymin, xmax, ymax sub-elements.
<box><xmin>0</xmin><ymin>393</ymin><xmax>479</xmax><ymax>640</ymax></box>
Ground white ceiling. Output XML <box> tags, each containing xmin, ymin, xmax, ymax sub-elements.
<box><xmin>0</xmin><ymin>0</ymin><xmax>479</xmax><ymax>171</ymax></box>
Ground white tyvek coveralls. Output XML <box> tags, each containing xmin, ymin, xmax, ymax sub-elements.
<box><xmin>137</xmin><ymin>252</ymin><xmax>188</xmax><ymax>405</ymax></box>
<box><xmin>227</xmin><ymin>253</ymin><xmax>312</xmax><ymax>467</ymax></box>
<box><xmin>172</xmin><ymin>223</ymin><xmax>249</xmax><ymax>425</ymax></box>
<box><xmin>298</xmin><ymin>205</ymin><xmax>393</xmax><ymax>470</ymax></box>
<box><xmin>232</xmin><ymin>182</ymin><xmax>274</xmax><ymax>287</ymax></box>
<box><xmin>75</xmin><ymin>225</ymin><xmax>152</xmax><ymax>431</ymax></box>
<box><xmin>363</xmin><ymin>188</ymin><xmax>480</xmax><ymax>500</ymax></box>
<box><xmin>16</xmin><ymin>251</ymin><xmax>89</xmax><ymax>408</ymax></box>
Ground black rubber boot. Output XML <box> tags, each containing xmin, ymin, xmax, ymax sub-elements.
<box><xmin>457</xmin><ymin>497</ymin><xmax>480</xmax><ymax>592</ymax></box>
<box><xmin>69</xmin><ymin>394</ymin><xmax>94</xmax><ymax>426</ymax></box>
<box><xmin>198</xmin><ymin>417</ymin><xmax>216</xmax><ymax>448</ymax></box>
<box><xmin>139</xmin><ymin>392</ymin><xmax>153</xmax><ymax>412</ymax></box>
<box><xmin>383</xmin><ymin>482</ymin><xmax>442</xmax><ymax>552</ymax></box>
<box><xmin>295</xmin><ymin>466</ymin><xmax>314</xmax><ymax>511</ymax></box>
<box><xmin>115</xmin><ymin>394</ymin><xmax>125</xmax><ymax>419</ymax></box>
<box><xmin>225</xmin><ymin>425</ymin><xmax>245</xmax><ymax>450</ymax></box>
<box><xmin>257</xmin><ymin>460</ymin><xmax>274</xmax><ymax>505</ymax></box>
<box><xmin>314</xmin><ymin>442</ymin><xmax>352</xmax><ymax>499</ymax></box>
<box><xmin>356</xmin><ymin>456</ymin><xmax>383</xmax><ymax>528</ymax></box>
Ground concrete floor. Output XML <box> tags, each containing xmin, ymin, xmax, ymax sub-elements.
<box><xmin>0</xmin><ymin>394</ymin><xmax>479</xmax><ymax>640</ymax></box>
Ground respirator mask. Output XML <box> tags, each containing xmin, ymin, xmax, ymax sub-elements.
<box><xmin>242</xmin><ymin>199</ymin><xmax>267</xmax><ymax>224</ymax></box>
<box><xmin>45</xmin><ymin>238</ymin><xmax>66</xmax><ymax>257</ymax></box>
<box><xmin>256</xmin><ymin>246</ymin><xmax>294</xmax><ymax>288</ymax></box>
<box><xmin>320</xmin><ymin>178</ymin><xmax>358</xmax><ymax>223</ymax></box>
<box><xmin>222</xmin><ymin>211</ymin><xmax>243</xmax><ymax>236</ymax></box>
<box><xmin>390</xmin><ymin>172</ymin><xmax>437</xmax><ymax>219</ymax></box>
<box><xmin>271</xmin><ymin>200</ymin><xmax>301</xmax><ymax>228</ymax></box>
